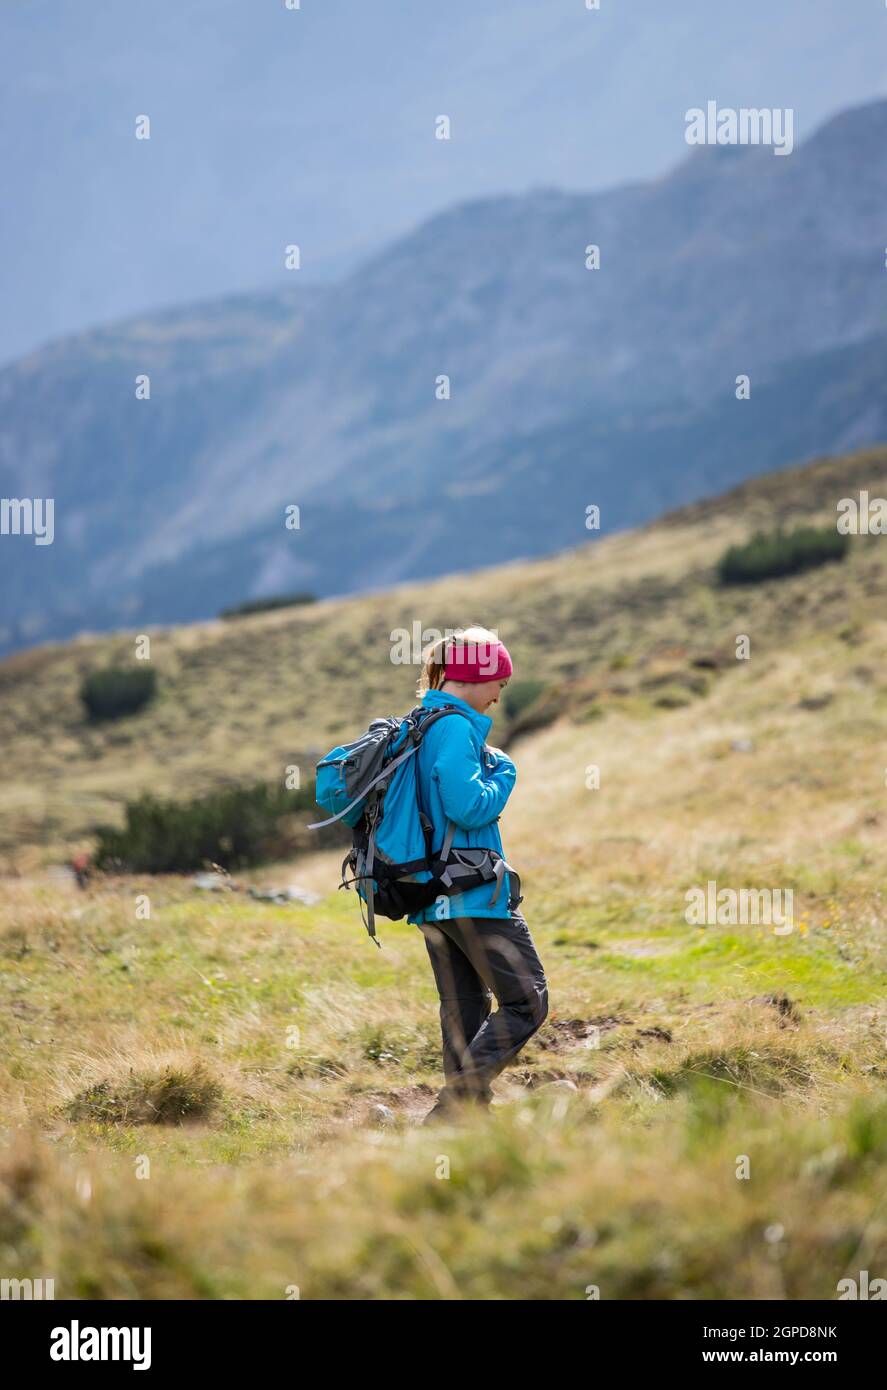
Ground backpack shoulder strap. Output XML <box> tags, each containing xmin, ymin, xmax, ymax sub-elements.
<box><xmin>409</xmin><ymin>704</ymin><xmax>472</xmax><ymax>736</ymax></box>
<box><xmin>411</xmin><ymin>705</ymin><xmax>475</xmax><ymax>861</ymax></box>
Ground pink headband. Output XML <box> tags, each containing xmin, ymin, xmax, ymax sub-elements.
<box><xmin>444</xmin><ymin>639</ymin><xmax>513</xmax><ymax>684</ymax></box>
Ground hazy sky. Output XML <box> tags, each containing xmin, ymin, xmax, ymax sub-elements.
<box><xmin>1</xmin><ymin>0</ymin><xmax>884</xmax><ymax>365</ymax></box>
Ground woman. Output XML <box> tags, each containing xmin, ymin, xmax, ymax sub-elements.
<box><xmin>411</xmin><ymin>626</ymin><xmax>549</xmax><ymax>1121</ymax></box>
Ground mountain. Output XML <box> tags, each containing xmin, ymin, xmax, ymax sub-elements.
<box><xmin>5</xmin><ymin>0</ymin><xmax>887</xmax><ymax>366</ymax></box>
<box><xmin>2</xmin><ymin>100</ymin><xmax>887</xmax><ymax>652</ymax></box>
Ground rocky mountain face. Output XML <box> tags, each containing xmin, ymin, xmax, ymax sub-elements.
<box><xmin>2</xmin><ymin>100</ymin><xmax>886</xmax><ymax>652</ymax></box>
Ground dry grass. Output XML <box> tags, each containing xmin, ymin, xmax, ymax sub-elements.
<box><xmin>1</xmin><ymin>445</ymin><xmax>886</xmax><ymax>862</ymax></box>
<box><xmin>62</xmin><ymin>1055</ymin><xmax>224</xmax><ymax>1127</ymax></box>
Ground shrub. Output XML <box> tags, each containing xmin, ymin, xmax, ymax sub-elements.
<box><xmin>80</xmin><ymin>666</ymin><xmax>157</xmax><ymax>721</ymax></box>
<box><xmin>504</xmin><ymin>679</ymin><xmax>547</xmax><ymax>722</ymax></box>
<box><xmin>717</xmin><ymin>525</ymin><xmax>849</xmax><ymax>586</ymax></box>
<box><xmin>501</xmin><ymin>677</ymin><xmax>571</xmax><ymax>744</ymax></box>
<box><xmin>94</xmin><ymin>778</ymin><xmax>345</xmax><ymax>874</ymax></box>
<box><xmin>64</xmin><ymin>1062</ymin><xmax>222</xmax><ymax>1126</ymax></box>
<box><xmin>220</xmin><ymin>592</ymin><xmax>316</xmax><ymax>619</ymax></box>
<box><xmin>652</xmin><ymin>687</ymin><xmax>693</xmax><ymax>710</ymax></box>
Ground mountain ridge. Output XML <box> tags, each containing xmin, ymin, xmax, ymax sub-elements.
<box><xmin>2</xmin><ymin>99</ymin><xmax>886</xmax><ymax>652</ymax></box>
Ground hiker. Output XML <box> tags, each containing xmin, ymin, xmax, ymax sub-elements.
<box><xmin>311</xmin><ymin>624</ymin><xmax>549</xmax><ymax>1120</ymax></box>
<box><xmin>411</xmin><ymin>627</ymin><xmax>548</xmax><ymax>1121</ymax></box>
<box><xmin>71</xmin><ymin>851</ymin><xmax>92</xmax><ymax>890</ymax></box>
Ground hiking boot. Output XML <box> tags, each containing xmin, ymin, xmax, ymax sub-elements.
<box><xmin>421</xmin><ymin>1088</ymin><xmax>491</xmax><ymax>1125</ymax></box>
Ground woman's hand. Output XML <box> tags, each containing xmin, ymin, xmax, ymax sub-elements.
<box><xmin>483</xmin><ymin>745</ymin><xmax>513</xmax><ymax>769</ymax></box>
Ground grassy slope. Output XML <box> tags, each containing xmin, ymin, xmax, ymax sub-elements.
<box><xmin>2</xmin><ymin>444</ymin><xmax>887</xmax><ymax>861</ymax></box>
<box><xmin>1</xmin><ymin>446</ymin><xmax>886</xmax><ymax>1298</ymax></box>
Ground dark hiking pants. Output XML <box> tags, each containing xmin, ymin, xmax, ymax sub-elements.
<box><xmin>420</xmin><ymin>911</ymin><xmax>548</xmax><ymax>1104</ymax></box>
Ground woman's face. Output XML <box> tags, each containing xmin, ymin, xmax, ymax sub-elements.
<box><xmin>441</xmin><ymin>677</ymin><xmax>509</xmax><ymax>713</ymax></box>
<box><xmin>474</xmin><ymin>677</ymin><xmax>509</xmax><ymax>712</ymax></box>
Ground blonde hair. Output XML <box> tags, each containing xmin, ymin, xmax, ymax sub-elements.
<box><xmin>417</xmin><ymin>625</ymin><xmax>501</xmax><ymax>697</ymax></box>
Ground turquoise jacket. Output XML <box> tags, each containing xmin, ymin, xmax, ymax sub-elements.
<box><xmin>408</xmin><ymin>688</ymin><xmax>517</xmax><ymax>924</ymax></box>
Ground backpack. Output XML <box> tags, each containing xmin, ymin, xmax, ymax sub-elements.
<box><xmin>309</xmin><ymin>704</ymin><xmax>521</xmax><ymax>945</ymax></box>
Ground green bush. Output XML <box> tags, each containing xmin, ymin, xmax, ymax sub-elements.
<box><xmin>220</xmin><ymin>592</ymin><xmax>316</xmax><ymax>619</ymax></box>
<box><xmin>64</xmin><ymin>1063</ymin><xmax>223</xmax><ymax>1126</ymax></box>
<box><xmin>80</xmin><ymin>666</ymin><xmax>157</xmax><ymax>721</ymax></box>
<box><xmin>94</xmin><ymin>779</ymin><xmax>343</xmax><ymax>874</ymax></box>
<box><xmin>504</xmin><ymin>679</ymin><xmax>547</xmax><ymax>722</ymax></box>
<box><xmin>717</xmin><ymin>525</ymin><xmax>849</xmax><ymax>586</ymax></box>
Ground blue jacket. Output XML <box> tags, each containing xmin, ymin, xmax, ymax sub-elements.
<box><xmin>408</xmin><ymin>688</ymin><xmax>517</xmax><ymax>923</ymax></box>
